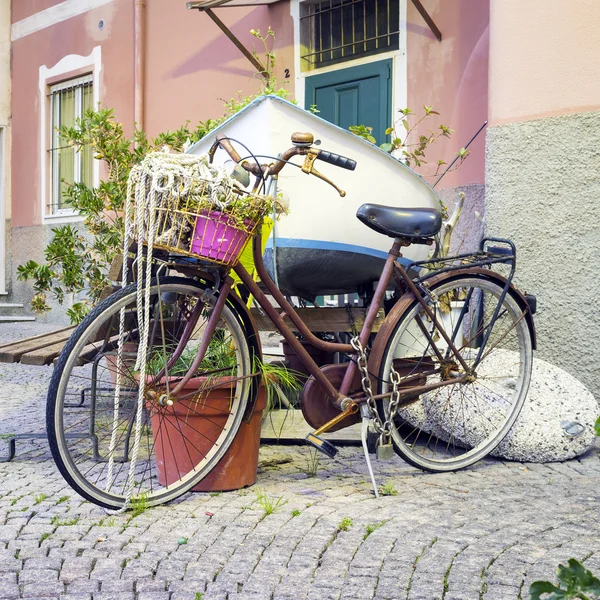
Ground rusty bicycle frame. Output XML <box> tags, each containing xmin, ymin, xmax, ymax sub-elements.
<box><xmin>132</xmin><ymin>132</ymin><xmax>535</xmax><ymax>496</ymax></box>
<box><xmin>160</xmin><ymin>138</ymin><xmax>489</xmax><ymax>438</ymax></box>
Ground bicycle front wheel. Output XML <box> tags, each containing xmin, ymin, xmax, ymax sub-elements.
<box><xmin>377</xmin><ymin>273</ymin><xmax>533</xmax><ymax>472</ymax></box>
<box><xmin>47</xmin><ymin>276</ymin><xmax>252</xmax><ymax>510</ymax></box>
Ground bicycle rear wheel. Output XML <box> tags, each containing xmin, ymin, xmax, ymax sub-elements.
<box><xmin>377</xmin><ymin>273</ymin><xmax>533</xmax><ymax>472</ymax></box>
<box><xmin>47</xmin><ymin>276</ymin><xmax>252</xmax><ymax>509</ymax></box>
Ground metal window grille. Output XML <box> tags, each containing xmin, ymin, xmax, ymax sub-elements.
<box><xmin>300</xmin><ymin>0</ymin><xmax>400</xmax><ymax>68</ymax></box>
<box><xmin>48</xmin><ymin>75</ymin><xmax>94</xmax><ymax>214</ymax></box>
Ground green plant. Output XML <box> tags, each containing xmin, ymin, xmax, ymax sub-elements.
<box><xmin>39</xmin><ymin>532</ymin><xmax>51</xmax><ymax>543</ymax></box>
<box><xmin>349</xmin><ymin>106</ymin><xmax>468</xmax><ymax>177</ymax></box>
<box><xmin>34</xmin><ymin>494</ymin><xmax>47</xmax><ymax>505</ymax></box>
<box><xmin>195</xmin><ymin>593</ymin><xmax>204</xmax><ymax>600</ymax></box>
<box><xmin>18</xmin><ymin>28</ymin><xmax>292</xmax><ymax>324</ymax></box>
<box><xmin>363</xmin><ymin>521</ymin><xmax>387</xmax><ymax>540</ymax></box>
<box><xmin>51</xmin><ymin>516</ymin><xmax>80</xmax><ymax>526</ymax></box>
<box><xmin>254</xmin><ymin>488</ymin><xmax>287</xmax><ymax>516</ymax></box>
<box><xmin>337</xmin><ymin>517</ymin><xmax>353</xmax><ymax>532</ymax></box>
<box><xmin>529</xmin><ymin>558</ymin><xmax>600</xmax><ymax>599</ymax></box>
<box><xmin>594</xmin><ymin>416</ymin><xmax>600</xmax><ymax>437</ymax></box>
<box><xmin>304</xmin><ymin>448</ymin><xmax>320</xmax><ymax>478</ymax></box>
<box><xmin>55</xmin><ymin>495</ymin><xmax>69</xmax><ymax>505</ymax></box>
<box><xmin>146</xmin><ymin>334</ymin><xmax>237</xmax><ymax>379</ymax></box>
<box><xmin>129</xmin><ymin>492</ymin><xmax>150</xmax><ymax>517</ymax></box>
<box><xmin>378</xmin><ymin>482</ymin><xmax>398</xmax><ymax>496</ymax></box>
<box><xmin>254</xmin><ymin>358</ymin><xmax>302</xmax><ymax>413</ymax></box>
<box><xmin>291</xmin><ymin>509</ymin><xmax>301</xmax><ymax>517</ymax></box>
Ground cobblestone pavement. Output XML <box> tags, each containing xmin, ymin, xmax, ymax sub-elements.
<box><xmin>1</xmin><ymin>323</ymin><xmax>599</xmax><ymax>600</ymax></box>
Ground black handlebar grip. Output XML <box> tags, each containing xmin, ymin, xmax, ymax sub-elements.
<box><xmin>317</xmin><ymin>150</ymin><xmax>357</xmax><ymax>171</ymax></box>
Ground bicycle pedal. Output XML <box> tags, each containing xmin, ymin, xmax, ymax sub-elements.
<box><xmin>376</xmin><ymin>442</ymin><xmax>395</xmax><ymax>461</ymax></box>
<box><xmin>305</xmin><ymin>433</ymin><xmax>338</xmax><ymax>458</ymax></box>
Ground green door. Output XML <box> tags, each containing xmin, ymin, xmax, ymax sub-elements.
<box><xmin>305</xmin><ymin>59</ymin><xmax>392</xmax><ymax>144</ymax></box>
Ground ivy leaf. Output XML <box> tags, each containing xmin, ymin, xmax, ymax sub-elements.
<box><xmin>556</xmin><ymin>559</ymin><xmax>600</xmax><ymax>596</ymax></box>
<box><xmin>385</xmin><ymin>127</ymin><xmax>394</xmax><ymax>135</ymax></box>
<box><xmin>380</xmin><ymin>143</ymin><xmax>394</xmax><ymax>154</ymax></box>
<box><xmin>529</xmin><ymin>580</ymin><xmax>566</xmax><ymax>600</ymax></box>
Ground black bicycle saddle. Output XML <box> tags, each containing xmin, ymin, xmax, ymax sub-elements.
<box><xmin>356</xmin><ymin>203</ymin><xmax>442</xmax><ymax>240</ymax></box>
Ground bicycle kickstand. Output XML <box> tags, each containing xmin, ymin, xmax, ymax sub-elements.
<box><xmin>360</xmin><ymin>405</ymin><xmax>380</xmax><ymax>498</ymax></box>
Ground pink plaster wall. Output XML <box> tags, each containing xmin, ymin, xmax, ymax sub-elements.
<box><xmin>11</xmin><ymin>0</ymin><xmax>294</xmax><ymax>227</ymax></box>
<box><xmin>407</xmin><ymin>0</ymin><xmax>489</xmax><ymax>189</ymax></box>
<box><xmin>142</xmin><ymin>0</ymin><xmax>294</xmax><ymax>138</ymax></box>
<box><xmin>489</xmin><ymin>0</ymin><xmax>600</xmax><ymax>125</ymax></box>
<box><xmin>11</xmin><ymin>0</ymin><xmax>64</xmax><ymax>24</ymax></box>
<box><xmin>11</xmin><ymin>0</ymin><xmax>134</xmax><ymax>227</ymax></box>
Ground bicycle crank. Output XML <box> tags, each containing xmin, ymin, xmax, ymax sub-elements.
<box><xmin>305</xmin><ymin>401</ymin><xmax>359</xmax><ymax>459</ymax></box>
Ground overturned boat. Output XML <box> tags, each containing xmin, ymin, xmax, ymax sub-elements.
<box><xmin>187</xmin><ymin>95</ymin><xmax>441</xmax><ymax>300</ymax></box>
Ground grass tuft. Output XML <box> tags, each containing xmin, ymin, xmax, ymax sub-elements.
<box><xmin>254</xmin><ymin>488</ymin><xmax>287</xmax><ymax>517</ymax></box>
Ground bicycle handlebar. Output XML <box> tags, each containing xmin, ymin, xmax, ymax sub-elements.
<box><xmin>211</xmin><ymin>132</ymin><xmax>357</xmax><ymax>196</ymax></box>
<box><xmin>316</xmin><ymin>150</ymin><xmax>356</xmax><ymax>171</ymax></box>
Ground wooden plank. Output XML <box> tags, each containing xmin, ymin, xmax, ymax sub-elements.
<box><xmin>0</xmin><ymin>326</ymin><xmax>74</xmax><ymax>351</ymax></box>
<box><xmin>20</xmin><ymin>339</ymin><xmax>73</xmax><ymax>365</ymax></box>
<box><xmin>0</xmin><ymin>327</ymin><xmax>76</xmax><ymax>364</ymax></box>
<box><xmin>261</xmin><ymin>409</ymin><xmax>361</xmax><ymax>444</ymax></box>
<box><xmin>250</xmin><ymin>307</ymin><xmax>385</xmax><ymax>333</ymax></box>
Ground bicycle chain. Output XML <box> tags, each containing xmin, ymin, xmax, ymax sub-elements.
<box><xmin>350</xmin><ymin>336</ymin><xmax>402</xmax><ymax>446</ymax></box>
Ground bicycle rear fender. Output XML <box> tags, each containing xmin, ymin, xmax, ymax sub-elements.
<box><xmin>368</xmin><ymin>267</ymin><xmax>537</xmax><ymax>380</ymax></box>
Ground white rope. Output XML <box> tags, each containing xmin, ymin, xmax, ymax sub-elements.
<box><xmin>105</xmin><ymin>151</ymin><xmax>240</xmax><ymax>513</ymax></box>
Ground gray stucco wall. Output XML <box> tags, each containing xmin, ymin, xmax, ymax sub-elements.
<box><xmin>485</xmin><ymin>110</ymin><xmax>600</xmax><ymax>397</ymax></box>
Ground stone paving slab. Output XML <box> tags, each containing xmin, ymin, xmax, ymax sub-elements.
<box><xmin>1</xmin><ymin>323</ymin><xmax>599</xmax><ymax>600</ymax></box>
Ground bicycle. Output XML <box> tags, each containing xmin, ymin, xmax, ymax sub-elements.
<box><xmin>46</xmin><ymin>132</ymin><xmax>536</xmax><ymax>510</ymax></box>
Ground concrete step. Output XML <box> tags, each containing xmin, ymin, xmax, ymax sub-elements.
<box><xmin>0</xmin><ymin>302</ymin><xmax>36</xmax><ymax>322</ymax></box>
<box><xmin>0</xmin><ymin>316</ymin><xmax>36</xmax><ymax>322</ymax></box>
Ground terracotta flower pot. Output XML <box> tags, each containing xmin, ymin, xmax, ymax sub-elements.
<box><xmin>150</xmin><ymin>377</ymin><xmax>267</xmax><ymax>492</ymax></box>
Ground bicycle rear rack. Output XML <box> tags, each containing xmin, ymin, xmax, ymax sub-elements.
<box><xmin>413</xmin><ymin>237</ymin><xmax>517</xmax><ymax>283</ymax></box>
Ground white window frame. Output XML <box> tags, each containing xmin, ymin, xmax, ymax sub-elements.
<box><xmin>49</xmin><ymin>74</ymin><xmax>94</xmax><ymax>216</ymax></box>
<box><xmin>39</xmin><ymin>46</ymin><xmax>101</xmax><ymax>223</ymax></box>
<box><xmin>290</xmin><ymin>0</ymin><xmax>407</xmax><ymax>114</ymax></box>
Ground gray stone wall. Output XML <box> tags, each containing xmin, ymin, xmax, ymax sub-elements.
<box><xmin>485</xmin><ymin>110</ymin><xmax>600</xmax><ymax>397</ymax></box>
<box><xmin>9</xmin><ymin>222</ymin><xmax>87</xmax><ymax>324</ymax></box>
<box><xmin>437</xmin><ymin>183</ymin><xmax>486</xmax><ymax>255</ymax></box>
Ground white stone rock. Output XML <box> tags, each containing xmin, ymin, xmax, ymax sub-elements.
<box><xmin>395</xmin><ymin>352</ymin><xmax>598</xmax><ymax>462</ymax></box>
<box><xmin>491</xmin><ymin>356</ymin><xmax>599</xmax><ymax>462</ymax></box>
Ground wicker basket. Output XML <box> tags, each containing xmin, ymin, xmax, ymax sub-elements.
<box><xmin>138</xmin><ymin>178</ymin><xmax>269</xmax><ymax>268</ymax></box>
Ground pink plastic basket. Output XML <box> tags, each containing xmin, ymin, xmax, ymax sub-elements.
<box><xmin>190</xmin><ymin>210</ymin><xmax>250</xmax><ymax>266</ymax></box>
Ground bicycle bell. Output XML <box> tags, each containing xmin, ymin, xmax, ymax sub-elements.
<box><xmin>291</xmin><ymin>132</ymin><xmax>314</xmax><ymax>148</ymax></box>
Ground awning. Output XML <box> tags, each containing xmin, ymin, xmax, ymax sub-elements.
<box><xmin>187</xmin><ymin>0</ymin><xmax>441</xmax><ymax>79</ymax></box>
<box><xmin>187</xmin><ymin>0</ymin><xmax>280</xmax><ymax>8</ymax></box>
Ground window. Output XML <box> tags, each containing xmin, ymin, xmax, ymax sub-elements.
<box><xmin>300</xmin><ymin>0</ymin><xmax>400</xmax><ymax>69</ymax></box>
<box><xmin>48</xmin><ymin>75</ymin><xmax>94</xmax><ymax>214</ymax></box>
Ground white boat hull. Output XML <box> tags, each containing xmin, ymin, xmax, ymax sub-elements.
<box><xmin>188</xmin><ymin>96</ymin><xmax>441</xmax><ymax>298</ymax></box>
